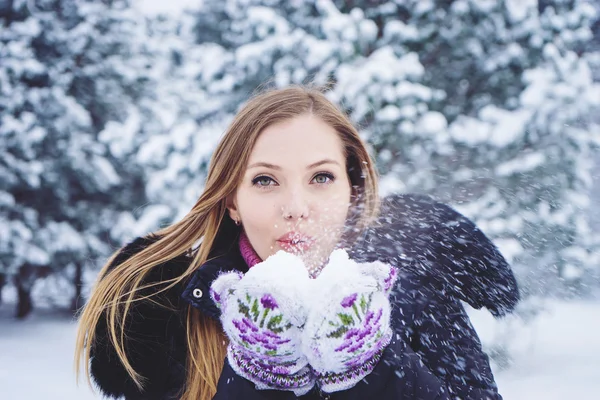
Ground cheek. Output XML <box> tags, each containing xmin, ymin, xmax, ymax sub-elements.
<box><xmin>237</xmin><ymin>193</ymin><xmax>274</xmax><ymax>232</ymax></box>
<box><xmin>315</xmin><ymin>188</ymin><xmax>352</xmax><ymax>228</ymax></box>
<box><xmin>236</xmin><ymin>192</ymin><xmax>279</xmax><ymax>258</ymax></box>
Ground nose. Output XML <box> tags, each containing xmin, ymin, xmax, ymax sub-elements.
<box><xmin>281</xmin><ymin>187</ymin><xmax>310</xmax><ymax>221</ymax></box>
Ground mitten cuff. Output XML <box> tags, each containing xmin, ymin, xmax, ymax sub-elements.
<box><xmin>228</xmin><ymin>345</ymin><xmax>316</xmax><ymax>396</ymax></box>
<box><xmin>315</xmin><ymin>333</ymin><xmax>391</xmax><ymax>393</ymax></box>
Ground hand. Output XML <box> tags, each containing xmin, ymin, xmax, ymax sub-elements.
<box><xmin>210</xmin><ymin>251</ymin><xmax>315</xmax><ymax>395</ymax></box>
<box><xmin>301</xmin><ymin>249</ymin><xmax>397</xmax><ymax>393</ymax></box>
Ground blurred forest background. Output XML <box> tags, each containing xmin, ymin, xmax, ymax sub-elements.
<box><xmin>1</xmin><ymin>1</ymin><xmax>600</xmax><ymax>393</ymax></box>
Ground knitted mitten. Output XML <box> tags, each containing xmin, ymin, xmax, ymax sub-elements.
<box><xmin>210</xmin><ymin>251</ymin><xmax>315</xmax><ymax>395</ymax></box>
<box><xmin>301</xmin><ymin>249</ymin><xmax>398</xmax><ymax>393</ymax></box>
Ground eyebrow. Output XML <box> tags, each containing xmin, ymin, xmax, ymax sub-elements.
<box><xmin>247</xmin><ymin>159</ymin><xmax>342</xmax><ymax>170</ymax></box>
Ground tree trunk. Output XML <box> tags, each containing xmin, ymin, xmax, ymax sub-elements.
<box><xmin>16</xmin><ymin>283</ymin><xmax>32</xmax><ymax>319</ymax></box>
<box><xmin>70</xmin><ymin>262</ymin><xmax>84</xmax><ymax>314</ymax></box>
<box><xmin>0</xmin><ymin>273</ymin><xmax>5</xmax><ymax>305</ymax></box>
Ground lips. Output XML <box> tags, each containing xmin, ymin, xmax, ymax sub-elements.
<box><xmin>276</xmin><ymin>231</ymin><xmax>315</xmax><ymax>253</ymax></box>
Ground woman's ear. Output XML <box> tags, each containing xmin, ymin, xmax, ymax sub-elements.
<box><xmin>226</xmin><ymin>195</ymin><xmax>240</xmax><ymax>224</ymax></box>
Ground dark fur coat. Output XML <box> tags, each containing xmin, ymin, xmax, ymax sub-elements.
<box><xmin>89</xmin><ymin>194</ymin><xmax>519</xmax><ymax>399</ymax></box>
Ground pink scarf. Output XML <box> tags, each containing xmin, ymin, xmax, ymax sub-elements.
<box><xmin>238</xmin><ymin>230</ymin><xmax>262</xmax><ymax>268</ymax></box>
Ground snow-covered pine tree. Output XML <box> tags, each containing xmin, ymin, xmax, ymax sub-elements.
<box><xmin>189</xmin><ymin>0</ymin><xmax>600</xmax><ymax>294</ymax></box>
<box><xmin>587</xmin><ymin>0</ymin><xmax>600</xmax><ymax>244</ymax></box>
<box><xmin>431</xmin><ymin>0</ymin><xmax>600</xmax><ymax>295</ymax></box>
<box><xmin>97</xmin><ymin>6</ymin><xmax>246</xmax><ymax>230</ymax></box>
<box><xmin>0</xmin><ymin>0</ymin><xmax>151</xmax><ymax>316</ymax></box>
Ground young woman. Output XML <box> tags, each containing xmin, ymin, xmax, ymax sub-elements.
<box><xmin>75</xmin><ymin>86</ymin><xmax>518</xmax><ymax>400</ymax></box>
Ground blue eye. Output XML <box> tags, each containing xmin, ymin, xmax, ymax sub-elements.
<box><xmin>252</xmin><ymin>175</ymin><xmax>276</xmax><ymax>188</ymax></box>
<box><xmin>312</xmin><ymin>172</ymin><xmax>335</xmax><ymax>184</ymax></box>
<box><xmin>251</xmin><ymin>173</ymin><xmax>335</xmax><ymax>189</ymax></box>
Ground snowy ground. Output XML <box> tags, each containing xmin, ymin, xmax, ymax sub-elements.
<box><xmin>469</xmin><ymin>300</ymin><xmax>600</xmax><ymax>400</ymax></box>
<box><xmin>1</xmin><ymin>299</ymin><xmax>599</xmax><ymax>400</ymax></box>
<box><xmin>0</xmin><ymin>307</ymin><xmax>97</xmax><ymax>400</ymax></box>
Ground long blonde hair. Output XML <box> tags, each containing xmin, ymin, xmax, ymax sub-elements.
<box><xmin>74</xmin><ymin>85</ymin><xmax>380</xmax><ymax>400</ymax></box>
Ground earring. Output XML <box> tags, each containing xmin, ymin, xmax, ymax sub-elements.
<box><xmin>234</xmin><ymin>219</ymin><xmax>241</xmax><ymax>226</ymax></box>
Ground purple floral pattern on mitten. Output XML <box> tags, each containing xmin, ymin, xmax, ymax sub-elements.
<box><xmin>210</xmin><ymin>252</ymin><xmax>315</xmax><ymax>395</ymax></box>
<box><xmin>332</xmin><ymin>294</ymin><xmax>387</xmax><ymax>366</ymax></box>
<box><xmin>231</xmin><ymin>293</ymin><xmax>295</xmax><ymax>361</ymax></box>
<box><xmin>319</xmin><ymin>292</ymin><xmax>391</xmax><ymax>370</ymax></box>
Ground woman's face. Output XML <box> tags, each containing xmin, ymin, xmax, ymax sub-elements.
<box><xmin>227</xmin><ymin>114</ymin><xmax>352</xmax><ymax>271</ymax></box>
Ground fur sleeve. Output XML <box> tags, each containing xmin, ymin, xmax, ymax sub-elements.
<box><xmin>88</xmin><ymin>235</ymin><xmax>190</xmax><ymax>400</ymax></box>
